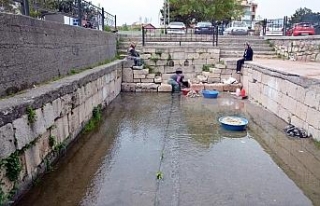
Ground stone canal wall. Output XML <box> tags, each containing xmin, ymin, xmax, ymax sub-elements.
<box><xmin>121</xmin><ymin>48</ymin><xmax>242</xmax><ymax>92</ymax></box>
<box><xmin>140</xmin><ymin>46</ymin><xmax>220</xmax><ymax>78</ymax></box>
<box><xmin>242</xmin><ymin>62</ymin><xmax>320</xmax><ymax>141</ymax></box>
<box><xmin>121</xmin><ymin>65</ymin><xmax>241</xmax><ymax>92</ymax></box>
<box><xmin>0</xmin><ymin>13</ymin><xmax>117</xmax><ymax>98</ymax></box>
<box><xmin>0</xmin><ymin>60</ymin><xmax>123</xmax><ymax>204</ymax></box>
<box><xmin>266</xmin><ymin>35</ymin><xmax>320</xmax><ymax>62</ymax></box>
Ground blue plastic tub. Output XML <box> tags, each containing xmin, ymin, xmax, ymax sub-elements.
<box><xmin>218</xmin><ymin>116</ymin><xmax>248</xmax><ymax>131</ymax></box>
<box><xmin>202</xmin><ymin>90</ymin><xmax>219</xmax><ymax>99</ymax></box>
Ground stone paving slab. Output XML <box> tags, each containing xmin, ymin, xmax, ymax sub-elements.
<box><xmin>249</xmin><ymin>59</ymin><xmax>320</xmax><ymax>80</ymax></box>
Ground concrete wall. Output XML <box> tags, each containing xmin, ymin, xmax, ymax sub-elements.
<box><xmin>241</xmin><ymin>62</ymin><xmax>320</xmax><ymax>141</ymax></box>
<box><xmin>0</xmin><ymin>60</ymin><xmax>123</xmax><ymax>204</ymax></box>
<box><xmin>0</xmin><ymin>13</ymin><xmax>117</xmax><ymax>97</ymax></box>
<box><xmin>266</xmin><ymin>35</ymin><xmax>320</xmax><ymax>62</ymax></box>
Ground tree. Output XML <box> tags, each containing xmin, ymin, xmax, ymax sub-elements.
<box><xmin>290</xmin><ymin>7</ymin><xmax>313</xmax><ymax>24</ymax></box>
<box><xmin>0</xmin><ymin>0</ymin><xmax>16</xmax><ymax>13</ymax></box>
<box><xmin>160</xmin><ymin>0</ymin><xmax>243</xmax><ymax>26</ymax></box>
<box><xmin>120</xmin><ymin>23</ymin><xmax>129</xmax><ymax>31</ymax></box>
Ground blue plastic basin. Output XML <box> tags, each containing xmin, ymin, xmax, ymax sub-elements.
<box><xmin>218</xmin><ymin>116</ymin><xmax>248</xmax><ymax>131</ymax></box>
<box><xmin>202</xmin><ymin>90</ymin><xmax>219</xmax><ymax>99</ymax></box>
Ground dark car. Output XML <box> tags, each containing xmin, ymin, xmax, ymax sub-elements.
<box><xmin>194</xmin><ymin>22</ymin><xmax>214</xmax><ymax>34</ymax></box>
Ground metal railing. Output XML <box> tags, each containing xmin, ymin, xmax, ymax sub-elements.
<box><xmin>141</xmin><ymin>27</ymin><xmax>219</xmax><ymax>46</ymax></box>
<box><xmin>3</xmin><ymin>0</ymin><xmax>116</xmax><ymax>30</ymax></box>
<box><xmin>261</xmin><ymin>16</ymin><xmax>320</xmax><ymax>36</ymax></box>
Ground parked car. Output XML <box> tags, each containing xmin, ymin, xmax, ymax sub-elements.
<box><xmin>167</xmin><ymin>22</ymin><xmax>186</xmax><ymax>34</ymax></box>
<box><xmin>194</xmin><ymin>22</ymin><xmax>214</xmax><ymax>34</ymax></box>
<box><xmin>286</xmin><ymin>22</ymin><xmax>315</xmax><ymax>36</ymax></box>
<box><xmin>223</xmin><ymin>21</ymin><xmax>248</xmax><ymax>35</ymax></box>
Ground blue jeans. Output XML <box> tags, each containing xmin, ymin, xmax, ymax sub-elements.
<box><xmin>168</xmin><ymin>79</ymin><xmax>180</xmax><ymax>92</ymax></box>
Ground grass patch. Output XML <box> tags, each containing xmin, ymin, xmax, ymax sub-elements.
<box><xmin>202</xmin><ymin>64</ymin><xmax>213</xmax><ymax>72</ymax></box>
<box><xmin>53</xmin><ymin>142</ymin><xmax>67</xmax><ymax>154</ymax></box>
<box><xmin>155</xmin><ymin>50</ymin><xmax>163</xmax><ymax>57</ymax></box>
<box><xmin>156</xmin><ymin>171</ymin><xmax>163</xmax><ymax>180</ymax></box>
<box><xmin>144</xmin><ymin>64</ymin><xmax>155</xmax><ymax>73</ymax></box>
<box><xmin>314</xmin><ymin>140</ymin><xmax>320</xmax><ymax>149</ymax></box>
<box><xmin>0</xmin><ymin>186</ymin><xmax>5</xmax><ymax>206</ymax></box>
<box><xmin>49</xmin><ymin>135</ymin><xmax>56</xmax><ymax>148</ymax></box>
<box><xmin>83</xmin><ymin>105</ymin><xmax>103</xmax><ymax>133</ymax></box>
<box><xmin>4</xmin><ymin>152</ymin><xmax>22</xmax><ymax>182</ymax></box>
<box><xmin>26</xmin><ymin>106</ymin><xmax>36</xmax><ymax>124</ymax></box>
<box><xmin>150</xmin><ymin>55</ymin><xmax>159</xmax><ymax>64</ymax></box>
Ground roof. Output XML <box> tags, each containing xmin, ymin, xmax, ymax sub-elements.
<box><xmin>143</xmin><ymin>23</ymin><xmax>156</xmax><ymax>29</ymax></box>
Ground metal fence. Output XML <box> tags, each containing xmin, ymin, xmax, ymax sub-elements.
<box><xmin>261</xmin><ymin>15</ymin><xmax>320</xmax><ymax>36</ymax></box>
<box><xmin>1</xmin><ymin>0</ymin><xmax>116</xmax><ymax>30</ymax></box>
<box><xmin>141</xmin><ymin>27</ymin><xmax>219</xmax><ymax>46</ymax></box>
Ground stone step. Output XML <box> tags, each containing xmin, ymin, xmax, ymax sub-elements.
<box><xmin>119</xmin><ymin>39</ymin><xmax>268</xmax><ymax>45</ymax></box>
<box><xmin>220</xmin><ymin>54</ymin><xmax>279</xmax><ymax>59</ymax></box>
<box><xmin>119</xmin><ymin>41</ymin><xmax>271</xmax><ymax>49</ymax></box>
<box><xmin>220</xmin><ymin>50</ymin><xmax>275</xmax><ymax>55</ymax></box>
<box><xmin>219</xmin><ymin>46</ymin><xmax>273</xmax><ymax>51</ymax></box>
<box><xmin>119</xmin><ymin>38</ymin><xmax>268</xmax><ymax>45</ymax></box>
<box><xmin>118</xmin><ymin>34</ymin><xmax>264</xmax><ymax>40</ymax></box>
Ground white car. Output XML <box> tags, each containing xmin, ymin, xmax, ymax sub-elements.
<box><xmin>167</xmin><ymin>22</ymin><xmax>186</xmax><ymax>34</ymax></box>
<box><xmin>265</xmin><ymin>23</ymin><xmax>284</xmax><ymax>36</ymax></box>
<box><xmin>223</xmin><ymin>21</ymin><xmax>248</xmax><ymax>35</ymax></box>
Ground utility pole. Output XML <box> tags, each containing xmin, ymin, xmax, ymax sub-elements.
<box><xmin>167</xmin><ymin>0</ymin><xmax>170</xmax><ymax>24</ymax></box>
<box><xmin>163</xmin><ymin>0</ymin><xmax>167</xmax><ymax>27</ymax></box>
<box><xmin>163</xmin><ymin>0</ymin><xmax>170</xmax><ymax>27</ymax></box>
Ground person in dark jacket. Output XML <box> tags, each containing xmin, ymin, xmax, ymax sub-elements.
<box><xmin>236</xmin><ymin>42</ymin><xmax>253</xmax><ymax>74</ymax></box>
<box><xmin>128</xmin><ymin>42</ymin><xmax>143</xmax><ymax>66</ymax></box>
<box><xmin>168</xmin><ymin>68</ymin><xmax>185</xmax><ymax>93</ymax></box>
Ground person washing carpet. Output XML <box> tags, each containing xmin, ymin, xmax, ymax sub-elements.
<box><xmin>168</xmin><ymin>68</ymin><xmax>188</xmax><ymax>93</ymax></box>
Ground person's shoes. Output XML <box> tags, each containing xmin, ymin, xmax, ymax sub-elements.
<box><xmin>236</xmin><ymin>71</ymin><xmax>241</xmax><ymax>74</ymax></box>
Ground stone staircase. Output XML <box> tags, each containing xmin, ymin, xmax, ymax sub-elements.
<box><xmin>117</xmin><ymin>34</ymin><xmax>277</xmax><ymax>59</ymax></box>
<box><xmin>218</xmin><ymin>36</ymin><xmax>277</xmax><ymax>59</ymax></box>
<box><xmin>119</xmin><ymin>35</ymin><xmax>277</xmax><ymax>60</ymax></box>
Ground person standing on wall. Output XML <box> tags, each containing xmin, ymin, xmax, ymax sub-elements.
<box><xmin>236</xmin><ymin>42</ymin><xmax>253</xmax><ymax>74</ymax></box>
<box><xmin>262</xmin><ymin>19</ymin><xmax>267</xmax><ymax>35</ymax></box>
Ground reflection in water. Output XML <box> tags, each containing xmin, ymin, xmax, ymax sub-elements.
<box><xmin>16</xmin><ymin>93</ymin><xmax>320</xmax><ymax>206</ymax></box>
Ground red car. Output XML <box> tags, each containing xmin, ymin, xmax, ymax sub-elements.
<box><xmin>286</xmin><ymin>22</ymin><xmax>315</xmax><ymax>36</ymax></box>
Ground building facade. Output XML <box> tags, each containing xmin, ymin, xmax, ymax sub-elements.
<box><xmin>239</xmin><ymin>0</ymin><xmax>258</xmax><ymax>28</ymax></box>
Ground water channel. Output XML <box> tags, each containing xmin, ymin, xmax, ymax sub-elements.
<box><xmin>16</xmin><ymin>93</ymin><xmax>320</xmax><ymax>206</ymax></box>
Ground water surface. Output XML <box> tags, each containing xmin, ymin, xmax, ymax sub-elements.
<box><xmin>16</xmin><ymin>93</ymin><xmax>320</xmax><ymax>206</ymax></box>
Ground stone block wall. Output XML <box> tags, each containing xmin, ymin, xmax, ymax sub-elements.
<box><xmin>140</xmin><ymin>46</ymin><xmax>220</xmax><ymax>78</ymax></box>
<box><xmin>0</xmin><ymin>13</ymin><xmax>117</xmax><ymax>97</ymax></box>
<box><xmin>242</xmin><ymin>62</ymin><xmax>320</xmax><ymax>141</ymax></box>
<box><xmin>121</xmin><ymin>59</ymin><xmax>242</xmax><ymax>93</ymax></box>
<box><xmin>0</xmin><ymin>60</ymin><xmax>123</xmax><ymax>204</ymax></box>
<box><xmin>267</xmin><ymin>35</ymin><xmax>320</xmax><ymax>62</ymax></box>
